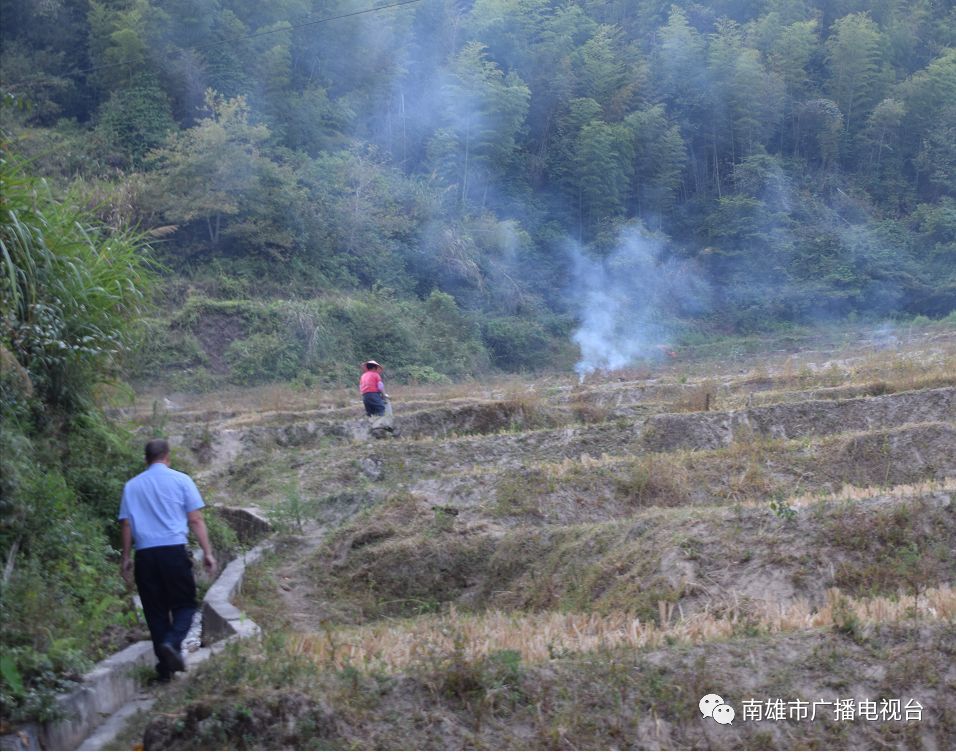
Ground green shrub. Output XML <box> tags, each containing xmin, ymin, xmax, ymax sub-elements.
<box><xmin>62</xmin><ymin>412</ymin><xmax>142</xmax><ymax>527</ymax></box>
<box><xmin>131</xmin><ymin>319</ymin><xmax>207</xmax><ymax>376</ymax></box>
<box><xmin>225</xmin><ymin>333</ymin><xmax>302</xmax><ymax>385</ymax></box>
<box><xmin>267</xmin><ymin>483</ymin><xmax>316</xmax><ymax>535</ymax></box>
<box><xmin>169</xmin><ymin>366</ymin><xmax>221</xmax><ymax>392</ymax></box>
<box><xmin>0</xmin><ymin>156</ymin><xmax>156</xmax><ymax>411</ymax></box>
<box><xmin>0</xmin><ymin>153</ymin><xmax>155</xmax><ymax>723</ymax></box>
<box><xmin>482</xmin><ymin>316</ymin><xmax>551</xmax><ymax>370</ymax></box>
<box><xmin>401</xmin><ymin>365</ymin><xmax>452</xmax><ymax>385</ymax></box>
<box><xmin>0</xmin><ymin>465</ymin><xmax>139</xmax><ymax>723</ymax></box>
<box><xmin>202</xmin><ymin>508</ymin><xmax>242</xmax><ymax>561</ymax></box>
<box><xmin>172</xmin><ymin>296</ymin><xmax>271</xmax><ymax>331</ymax></box>
<box><xmin>340</xmin><ymin>297</ymin><xmax>420</xmax><ymax>372</ymax></box>
<box><xmin>417</xmin><ymin>291</ymin><xmax>489</xmax><ymax>377</ymax></box>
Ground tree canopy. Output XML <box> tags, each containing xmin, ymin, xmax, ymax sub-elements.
<box><xmin>1</xmin><ymin>0</ymin><xmax>954</xmax><ymax>373</ymax></box>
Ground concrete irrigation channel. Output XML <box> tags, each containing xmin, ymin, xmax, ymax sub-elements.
<box><xmin>0</xmin><ymin>509</ymin><xmax>272</xmax><ymax>752</ymax></box>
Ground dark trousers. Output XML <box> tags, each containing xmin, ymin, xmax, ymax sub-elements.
<box><xmin>134</xmin><ymin>545</ymin><xmax>197</xmax><ymax>674</ymax></box>
<box><xmin>363</xmin><ymin>392</ymin><xmax>386</xmax><ymax>416</ymax></box>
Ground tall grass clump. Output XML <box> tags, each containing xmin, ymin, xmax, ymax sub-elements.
<box><xmin>1</xmin><ymin>153</ymin><xmax>157</xmax><ymax>723</ymax></box>
<box><xmin>1</xmin><ymin>156</ymin><xmax>155</xmax><ymax>409</ymax></box>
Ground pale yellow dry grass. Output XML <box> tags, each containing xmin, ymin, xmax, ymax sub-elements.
<box><xmin>738</xmin><ymin>478</ymin><xmax>956</xmax><ymax>509</ymax></box>
<box><xmin>287</xmin><ymin>586</ymin><xmax>955</xmax><ymax>673</ymax></box>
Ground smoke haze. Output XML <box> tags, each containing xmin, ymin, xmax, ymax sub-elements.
<box><xmin>569</xmin><ymin>226</ymin><xmax>710</xmax><ymax>378</ymax></box>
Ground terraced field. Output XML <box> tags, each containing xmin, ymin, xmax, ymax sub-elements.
<box><xmin>128</xmin><ymin>326</ymin><xmax>956</xmax><ymax>750</ymax></box>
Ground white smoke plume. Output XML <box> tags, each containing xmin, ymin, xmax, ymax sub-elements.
<box><xmin>570</xmin><ymin>225</ymin><xmax>710</xmax><ymax>379</ymax></box>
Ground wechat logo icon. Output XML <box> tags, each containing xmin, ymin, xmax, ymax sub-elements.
<box><xmin>700</xmin><ymin>693</ymin><xmax>735</xmax><ymax>725</ymax></box>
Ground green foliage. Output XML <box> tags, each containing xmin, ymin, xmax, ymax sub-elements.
<box><xmin>0</xmin><ymin>459</ymin><xmax>140</xmax><ymax>723</ymax></box>
<box><xmin>94</xmin><ymin>76</ymin><xmax>176</xmax><ymax>167</ymax></box>
<box><xmin>419</xmin><ymin>291</ymin><xmax>489</xmax><ymax>378</ymax></box>
<box><xmin>1</xmin><ymin>0</ymin><xmax>954</xmax><ymax>380</ymax></box>
<box><xmin>402</xmin><ymin>365</ymin><xmax>452</xmax><ymax>385</ymax></box>
<box><xmin>267</xmin><ymin>484</ymin><xmax>315</xmax><ymax>535</ymax></box>
<box><xmin>825</xmin><ymin>12</ymin><xmax>886</xmax><ymax>134</ymax></box>
<box><xmin>0</xmin><ymin>155</ymin><xmax>156</xmax><ymax>410</ymax></box>
<box><xmin>201</xmin><ymin>509</ymin><xmax>241</xmax><ymax>562</ymax></box>
<box><xmin>482</xmin><ymin>316</ymin><xmax>551</xmax><ymax>370</ymax></box>
<box><xmin>131</xmin><ymin>319</ymin><xmax>207</xmax><ymax>375</ymax></box>
<box><xmin>145</xmin><ymin>91</ymin><xmax>282</xmax><ymax>254</ymax></box>
<box><xmin>430</xmin><ymin>42</ymin><xmax>531</xmax><ymax>206</ymax></box>
<box><xmin>61</xmin><ymin>411</ymin><xmax>143</xmax><ymax>525</ymax></box>
<box><xmin>225</xmin><ymin>333</ymin><xmax>301</xmax><ymax>385</ymax></box>
<box><xmin>769</xmin><ymin>496</ymin><xmax>798</xmax><ymax>521</ymax></box>
<box><xmin>0</xmin><ymin>150</ymin><xmax>154</xmax><ymax>723</ymax></box>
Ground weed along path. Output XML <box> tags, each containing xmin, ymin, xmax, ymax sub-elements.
<box><xmin>115</xmin><ymin>326</ymin><xmax>956</xmax><ymax>750</ymax></box>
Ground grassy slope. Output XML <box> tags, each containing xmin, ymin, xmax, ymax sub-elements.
<box><xmin>117</xmin><ymin>323</ymin><xmax>956</xmax><ymax>750</ymax></box>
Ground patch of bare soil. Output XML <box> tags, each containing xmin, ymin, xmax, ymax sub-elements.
<box><xmin>269</xmin><ymin>532</ymin><xmax>332</xmax><ymax>631</ymax></box>
<box><xmin>189</xmin><ymin>312</ymin><xmax>248</xmax><ymax>374</ymax></box>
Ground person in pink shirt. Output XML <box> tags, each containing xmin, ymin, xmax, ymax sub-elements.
<box><xmin>360</xmin><ymin>360</ymin><xmax>389</xmax><ymax>417</ymax></box>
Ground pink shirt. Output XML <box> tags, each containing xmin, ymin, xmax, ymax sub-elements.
<box><xmin>360</xmin><ymin>370</ymin><xmax>384</xmax><ymax>394</ymax></box>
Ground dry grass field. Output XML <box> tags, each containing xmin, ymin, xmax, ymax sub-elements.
<box><xmin>115</xmin><ymin>323</ymin><xmax>956</xmax><ymax>750</ymax></box>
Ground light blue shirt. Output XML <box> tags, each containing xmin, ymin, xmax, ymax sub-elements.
<box><xmin>118</xmin><ymin>463</ymin><xmax>205</xmax><ymax>550</ymax></box>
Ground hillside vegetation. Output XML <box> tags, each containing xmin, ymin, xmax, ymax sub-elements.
<box><xmin>1</xmin><ymin>0</ymin><xmax>955</xmax><ymax>742</ymax></box>
<box><xmin>2</xmin><ymin>0</ymin><xmax>955</xmax><ymax>386</ymax></box>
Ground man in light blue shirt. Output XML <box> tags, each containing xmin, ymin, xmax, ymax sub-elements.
<box><xmin>119</xmin><ymin>439</ymin><xmax>217</xmax><ymax>680</ymax></box>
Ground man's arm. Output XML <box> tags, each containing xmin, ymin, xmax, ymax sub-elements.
<box><xmin>187</xmin><ymin>509</ymin><xmax>217</xmax><ymax>575</ymax></box>
<box><xmin>119</xmin><ymin>519</ymin><xmax>134</xmax><ymax>586</ymax></box>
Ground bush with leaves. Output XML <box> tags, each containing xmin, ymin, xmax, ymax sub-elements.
<box><xmin>0</xmin><ymin>152</ymin><xmax>156</xmax><ymax>722</ymax></box>
<box><xmin>1</xmin><ymin>156</ymin><xmax>155</xmax><ymax>410</ymax></box>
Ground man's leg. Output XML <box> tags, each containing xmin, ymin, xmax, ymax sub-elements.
<box><xmin>134</xmin><ymin>548</ymin><xmax>173</xmax><ymax>678</ymax></box>
<box><xmin>161</xmin><ymin>545</ymin><xmax>197</xmax><ymax>653</ymax></box>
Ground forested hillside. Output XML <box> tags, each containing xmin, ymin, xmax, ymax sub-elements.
<box><xmin>2</xmin><ymin>0</ymin><xmax>955</xmax><ymax>384</ymax></box>
<box><xmin>2</xmin><ymin>0</ymin><xmax>956</xmax><ymax>739</ymax></box>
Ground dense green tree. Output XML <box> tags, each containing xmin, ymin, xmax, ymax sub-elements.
<box><xmin>428</xmin><ymin>42</ymin><xmax>530</xmax><ymax>207</ymax></box>
<box><xmin>795</xmin><ymin>98</ymin><xmax>844</xmax><ymax>168</ymax></box>
<box><xmin>625</xmin><ymin>105</ymin><xmax>687</xmax><ymax>223</ymax></box>
<box><xmin>825</xmin><ymin>12</ymin><xmax>887</xmax><ymax>134</ymax></box>
<box><xmin>145</xmin><ymin>92</ymin><xmax>275</xmax><ymax>250</ymax></box>
<box><xmin>654</xmin><ymin>6</ymin><xmax>708</xmax><ymax>117</ymax></box>
<box><xmin>0</xmin><ymin>0</ymin><xmax>953</xmax><ymax>368</ymax></box>
<box><xmin>897</xmin><ymin>48</ymin><xmax>956</xmax><ymax>199</ymax></box>
<box><xmin>707</xmin><ymin>20</ymin><xmax>784</xmax><ymax>175</ymax></box>
<box><xmin>570</xmin><ymin>119</ymin><xmax>634</xmax><ymax>235</ymax></box>
<box><xmin>94</xmin><ymin>76</ymin><xmax>176</xmax><ymax>167</ymax></box>
<box><xmin>863</xmin><ymin>97</ymin><xmax>908</xmax><ymax>208</ymax></box>
<box><xmin>86</xmin><ymin>0</ymin><xmax>169</xmax><ymax>93</ymax></box>
<box><xmin>572</xmin><ymin>24</ymin><xmax>645</xmax><ymax>119</ymax></box>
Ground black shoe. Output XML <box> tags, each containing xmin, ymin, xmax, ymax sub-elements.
<box><xmin>158</xmin><ymin>642</ymin><xmax>185</xmax><ymax>673</ymax></box>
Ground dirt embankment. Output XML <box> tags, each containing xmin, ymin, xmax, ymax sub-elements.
<box><xmin>406</xmin><ymin>423</ymin><xmax>956</xmax><ymax>525</ymax></box>
<box><xmin>642</xmin><ymin>387</ymin><xmax>955</xmax><ymax>452</ymax></box>
<box><xmin>308</xmin><ymin>490</ymin><xmax>955</xmax><ymax>624</ymax></box>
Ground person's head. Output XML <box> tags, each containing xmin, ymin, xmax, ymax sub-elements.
<box><xmin>144</xmin><ymin>438</ymin><xmax>171</xmax><ymax>466</ymax></box>
<box><xmin>365</xmin><ymin>360</ymin><xmax>382</xmax><ymax>372</ymax></box>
